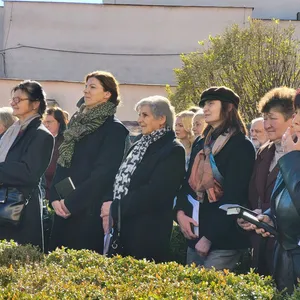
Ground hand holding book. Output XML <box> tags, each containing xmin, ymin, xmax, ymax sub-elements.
<box><xmin>219</xmin><ymin>204</ymin><xmax>278</xmax><ymax>237</ymax></box>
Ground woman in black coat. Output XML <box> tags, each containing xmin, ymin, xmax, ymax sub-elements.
<box><xmin>176</xmin><ymin>86</ymin><xmax>255</xmax><ymax>270</ymax></box>
<box><xmin>102</xmin><ymin>95</ymin><xmax>186</xmax><ymax>263</ymax></box>
<box><xmin>49</xmin><ymin>71</ymin><xmax>128</xmax><ymax>254</ymax></box>
<box><xmin>0</xmin><ymin>80</ymin><xmax>54</xmax><ymax>250</ymax></box>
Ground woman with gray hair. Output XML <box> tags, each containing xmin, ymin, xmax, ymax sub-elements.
<box><xmin>0</xmin><ymin>107</ymin><xmax>17</xmax><ymax>137</ymax></box>
<box><xmin>102</xmin><ymin>95</ymin><xmax>186</xmax><ymax>262</ymax></box>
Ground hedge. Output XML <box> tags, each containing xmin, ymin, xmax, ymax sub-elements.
<box><xmin>0</xmin><ymin>240</ymin><xmax>296</xmax><ymax>299</ymax></box>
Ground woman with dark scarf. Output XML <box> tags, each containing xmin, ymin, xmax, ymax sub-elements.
<box><xmin>102</xmin><ymin>96</ymin><xmax>186</xmax><ymax>262</ymax></box>
<box><xmin>0</xmin><ymin>80</ymin><xmax>53</xmax><ymax>250</ymax></box>
<box><xmin>175</xmin><ymin>86</ymin><xmax>255</xmax><ymax>270</ymax></box>
<box><xmin>49</xmin><ymin>71</ymin><xmax>128</xmax><ymax>254</ymax></box>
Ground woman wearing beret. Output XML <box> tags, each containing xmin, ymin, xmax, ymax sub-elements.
<box><xmin>175</xmin><ymin>86</ymin><xmax>255</xmax><ymax>270</ymax></box>
<box><xmin>49</xmin><ymin>71</ymin><xmax>128</xmax><ymax>254</ymax></box>
<box><xmin>102</xmin><ymin>96</ymin><xmax>186</xmax><ymax>262</ymax></box>
<box><xmin>0</xmin><ymin>80</ymin><xmax>54</xmax><ymax>250</ymax></box>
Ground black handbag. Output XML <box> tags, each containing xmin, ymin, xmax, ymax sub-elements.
<box><xmin>106</xmin><ymin>199</ymin><xmax>124</xmax><ymax>257</ymax></box>
<box><xmin>0</xmin><ymin>187</ymin><xmax>30</xmax><ymax>227</ymax></box>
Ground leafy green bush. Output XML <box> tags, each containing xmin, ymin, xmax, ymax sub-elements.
<box><xmin>0</xmin><ymin>240</ymin><xmax>43</xmax><ymax>267</ymax></box>
<box><xmin>0</xmin><ymin>240</ymin><xmax>284</xmax><ymax>299</ymax></box>
<box><xmin>170</xmin><ymin>223</ymin><xmax>187</xmax><ymax>264</ymax></box>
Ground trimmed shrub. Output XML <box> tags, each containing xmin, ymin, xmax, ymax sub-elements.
<box><xmin>0</xmin><ymin>241</ymin><xmax>283</xmax><ymax>299</ymax></box>
<box><xmin>170</xmin><ymin>223</ymin><xmax>187</xmax><ymax>264</ymax></box>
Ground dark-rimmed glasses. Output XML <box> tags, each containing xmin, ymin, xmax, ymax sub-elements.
<box><xmin>10</xmin><ymin>97</ymin><xmax>29</xmax><ymax>104</ymax></box>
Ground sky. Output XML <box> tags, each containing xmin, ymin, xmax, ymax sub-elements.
<box><xmin>0</xmin><ymin>0</ymin><xmax>103</xmax><ymax>5</ymax></box>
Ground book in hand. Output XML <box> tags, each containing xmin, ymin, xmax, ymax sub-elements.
<box><xmin>219</xmin><ymin>204</ymin><xmax>278</xmax><ymax>237</ymax></box>
<box><xmin>55</xmin><ymin>177</ymin><xmax>76</xmax><ymax>199</ymax></box>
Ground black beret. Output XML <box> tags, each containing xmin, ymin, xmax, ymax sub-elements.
<box><xmin>199</xmin><ymin>86</ymin><xmax>240</xmax><ymax>108</ymax></box>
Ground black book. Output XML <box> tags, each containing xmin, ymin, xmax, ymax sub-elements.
<box><xmin>219</xmin><ymin>204</ymin><xmax>278</xmax><ymax>236</ymax></box>
<box><xmin>55</xmin><ymin>177</ymin><xmax>75</xmax><ymax>200</ymax></box>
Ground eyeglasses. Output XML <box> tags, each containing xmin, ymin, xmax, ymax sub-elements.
<box><xmin>10</xmin><ymin>97</ymin><xmax>29</xmax><ymax>104</ymax></box>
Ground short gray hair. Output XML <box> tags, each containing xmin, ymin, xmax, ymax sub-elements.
<box><xmin>0</xmin><ymin>107</ymin><xmax>16</xmax><ymax>130</ymax></box>
<box><xmin>251</xmin><ymin>117</ymin><xmax>264</xmax><ymax>125</ymax></box>
<box><xmin>135</xmin><ymin>95</ymin><xmax>175</xmax><ymax>129</ymax></box>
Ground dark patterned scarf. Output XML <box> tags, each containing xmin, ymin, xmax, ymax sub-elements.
<box><xmin>58</xmin><ymin>101</ymin><xmax>116</xmax><ymax>168</ymax></box>
<box><xmin>113</xmin><ymin>127</ymin><xmax>170</xmax><ymax>201</ymax></box>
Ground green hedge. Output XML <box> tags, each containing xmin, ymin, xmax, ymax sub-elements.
<box><xmin>0</xmin><ymin>240</ymin><xmax>294</xmax><ymax>299</ymax></box>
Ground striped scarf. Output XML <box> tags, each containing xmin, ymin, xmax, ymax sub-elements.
<box><xmin>58</xmin><ymin>101</ymin><xmax>116</xmax><ymax>168</ymax></box>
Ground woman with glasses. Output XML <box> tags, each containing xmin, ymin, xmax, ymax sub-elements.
<box><xmin>0</xmin><ymin>80</ymin><xmax>54</xmax><ymax>250</ymax></box>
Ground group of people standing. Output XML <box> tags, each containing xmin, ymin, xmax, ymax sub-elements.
<box><xmin>0</xmin><ymin>70</ymin><xmax>299</xmax><ymax>293</ymax></box>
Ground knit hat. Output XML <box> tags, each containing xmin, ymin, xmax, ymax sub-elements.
<box><xmin>199</xmin><ymin>86</ymin><xmax>240</xmax><ymax>108</ymax></box>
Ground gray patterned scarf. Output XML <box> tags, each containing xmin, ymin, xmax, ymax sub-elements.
<box><xmin>113</xmin><ymin>127</ymin><xmax>170</xmax><ymax>201</ymax></box>
<box><xmin>58</xmin><ymin>101</ymin><xmax>116</xmax><ymax>168</ymax></box>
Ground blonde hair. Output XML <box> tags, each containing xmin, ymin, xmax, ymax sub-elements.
<box><xmin>176</xmin><ymin>110</ymin><xmax>195</xmax><ymax>148</ymax></box>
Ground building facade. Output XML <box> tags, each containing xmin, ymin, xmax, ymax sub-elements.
<box><xmin>0</xmin><ymin>1</ymin><xmax>299</xmax><ymax>120</ymax></box>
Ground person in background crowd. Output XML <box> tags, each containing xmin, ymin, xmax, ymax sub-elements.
<box><xmin>102</xmin><ymin>96</ymin><xmax>185</xmax><ymax>262</ymax></box>
<box><xmin>173</xmin><ymin>110</ymin><xmax>205</xmax><ymax>265</ymax></box>
<box><xmin>42</xmin><ymin>107</ymin><xmax>69</xmax><ymax>252</ymax></box>
<box><xmin>49</xmin><ymin>71</ymin><xmax>128</xmax><ymax>254</ymax></box>
<box><xmin>175</xmin><ymin>111</ymin><xmax>195</xmax><ymax>169</ymax></box>
<box><xmin>43</xmin><ymin>107</ymin><xmax>68</xmax><ymax>200</ymax></box>
<box><xmin>241</xmin><ymin>89</ymin><xmax>300</xmax><ymax>294</ymax></box>
<box><xmin>0</xmin><ymin>107</ymin><xmax>17</xmax><ymax>137</ymax></box>
<box><xmin>192</xmin><ymin>109</ymin><xmax>205</xmax><ymax>138</ymax></box>
<box><xmin>238</xmin><ymin>87</ymin><xmax>295</xmax><ymax>275</ymax></box>
<box><xmin>0</xmin><ymin>80</ymin><xmax>53</xmax><ymax>250</ymax></box>
<box><xmin>175</xmin><ymin>86</ymin><xmax>255</xmax><ymax>270</ymax></box>
<box><xmin>250</xmin><ymin>117</ymin><xmax>269</xmax><ymax>151</ymax></box>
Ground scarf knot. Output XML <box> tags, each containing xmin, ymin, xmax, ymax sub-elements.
<box><xmin>58</xmin><ymin>101</ymin><xmax>116</xmax><ymax>168</ymax></box>
<box><xmin>189</xmin><ymin>128</ymin><xmax>235</xmax><ymax>203</ymax></box>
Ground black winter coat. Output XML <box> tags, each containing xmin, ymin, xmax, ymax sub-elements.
<box><xmin>0</xmin><ymin>118</ymin><xmax>54</xmax><ymax>249</ymax></box>
<box><xmin>264</xmin><ymin>151</ymin><xmax>300</xmax><ymax>293</ymax></box>
<box><xmin>176</xmin><ymin>132</ymin><xmax>255</xmax><ymax>250</ymax></box>
<box><xmin>111</xmin><ymin>131</ymin><xmax>186</xmax><ymax>263</ymax></box>
<box><xmin>49</xmin><ymin>116</ymin><xmax>128</xmax><ymax>253</ymax></box>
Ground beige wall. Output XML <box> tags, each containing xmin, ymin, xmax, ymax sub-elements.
<box><xmin>0</xmin><ymin>6</ymin><xmax>4</xmax><ymax>78</ymax></box>
<box><xmin>104</xmin><ymin>0</ymin><xmax>300</xmax><ymax>20</ymax></box>
<box><xmin>262</xmin><ymin>20</ymin><xmax>300</xmax><ymax>40</ymax></box>
<box><xmin>2</xmin><ymin>2</ymin><xmax>252</xmax><ymax>85</ymax></box>
<box><xmin>0</xmin><ymin>78</ymin><xmax>169</xmax><ymax>121</ymax></box>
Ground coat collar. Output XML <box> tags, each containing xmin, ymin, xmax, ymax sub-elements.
<box><xmin>254</xmin><ymin>141</ymin><xmax>278</xmax><ymax>200</ymax></box>
<box><xmin>128</xmin><ymin>130</ymin><xmax>176</xmax><ymax>156</ymax></box>
<box><xmin>9</xmin><ymin>118</ymin><xmax>42</xmax><ymax>150</ymax></box>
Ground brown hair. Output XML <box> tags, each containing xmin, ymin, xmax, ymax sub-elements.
<box><xmin>85</xmin><ymin>71</ymin><xmax>120</xmax><ymax>106</ymax></box>
<box><xmin>293</xmin><ymin>89</ymin><xmax>300</xmax><ymax>110</ymax></box>
<box><xmin>45</xmin><ymin>106</ymin><xmax>68</xmax><ymax>135</ymax></box>
<box><xmin>203</xmin><ymin>102</ymin><xmax>247</xmax><ymax>138</ymax></box>
<box><xmin>258</xmin><ymin>87</ymin><xmax>295</xmax><ymax>120</ymax></box>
